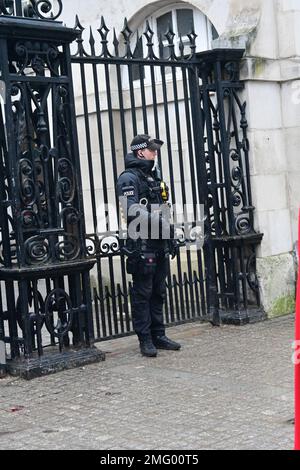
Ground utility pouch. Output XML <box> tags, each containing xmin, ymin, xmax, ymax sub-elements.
<box><xmin>139</xmin><ymin>252</ymin><xmax>157</xmax><ymax>275</ymax></box>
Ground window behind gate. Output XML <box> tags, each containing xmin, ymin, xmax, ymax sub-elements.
<box><xmin>130</xmin><ymin>4</ymin><xmax>219</xmax><ymax>84</ymax></box>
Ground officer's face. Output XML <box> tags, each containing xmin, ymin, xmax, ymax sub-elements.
<box><xmin>138</xmin><ymin>148</ymin><xmax>157</xmax><ymax>161</ymax></box>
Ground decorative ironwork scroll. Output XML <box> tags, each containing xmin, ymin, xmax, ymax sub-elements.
<box><xmin>198</xmin><ymin>53</ymin><xmax>263</xmax><ymax>318</ymax></box>
<box><xmin>0</xmin><ymin>0</ymin><xmax>63</xmax><ymax>20</ymax></box>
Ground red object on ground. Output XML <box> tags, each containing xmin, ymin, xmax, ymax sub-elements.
<box><xmin>295</xmin><ymin>209</ymin><xmax>300</xmax><ymax>450</ymax></box>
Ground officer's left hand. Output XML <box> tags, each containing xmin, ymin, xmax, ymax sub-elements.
<box><xmin>169</xmin><ymin>239</ymin><xmax>179</xmax><ymax>259</ymax></box>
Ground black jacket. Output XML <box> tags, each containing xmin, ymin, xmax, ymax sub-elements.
<box><xmin>117</xmin><ymin>153</ymin><xmax>171</xmax><ymax>250</ymax></box>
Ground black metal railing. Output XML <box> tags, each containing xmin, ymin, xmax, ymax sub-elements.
<box><xmin>0</xmin><ymin>4</ymin><xmax>105</xmax><ymax>375</ymax></box>
<box><xmin>197</xmin><ymin>56</ymin><xmax>263</xmax><ymax>319</ymax></box>
<box><xmin>70</xmin><ymin>17</ymin><xmax>210</xmax><ymax>340</ymax></box>
<box><xmin>0</xmin><ymin>6</ymin><xmax>264</xmax><ymax>370</ymax></box>
<box><xmin>70</xmin><ymin>17</ymin><xmax>263</xmax><ymax>340</ymax></box>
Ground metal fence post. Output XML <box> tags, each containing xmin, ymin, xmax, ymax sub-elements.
<box><xmin>197</xmin><ymin>49</ymin><xmax>265</xmax><ymax>325</ymax></box>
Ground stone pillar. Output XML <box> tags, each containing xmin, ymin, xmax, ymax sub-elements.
<box><xmin>237</xmin><ymin>0</ymin><xmax>297</xmax><ymax>317</ymax></box>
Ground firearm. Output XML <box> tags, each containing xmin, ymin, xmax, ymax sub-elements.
<box><xmin>157</xmin><ymin>178</ymin><xmax>180</xmax><ymax>259</ymax></box>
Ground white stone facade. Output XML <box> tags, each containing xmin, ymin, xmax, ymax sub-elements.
<box><xmin>60</xmin><ymin>0</ymin><xmax>300</xmax><ymax>316</ymax></box>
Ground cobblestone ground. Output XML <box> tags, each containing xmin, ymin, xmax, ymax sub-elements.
<box><xmin>0</xmin><ymin>315</ymin><xmax>295</xmax><ymax>450</ymax></box>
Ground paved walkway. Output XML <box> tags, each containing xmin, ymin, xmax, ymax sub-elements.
<box><xmin>0</xmin><ymin>315</ymin><xmax>295</xmax><ymax>450</ymax></box>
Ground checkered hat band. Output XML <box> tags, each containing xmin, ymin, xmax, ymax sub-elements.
<box><xmin>131</xmin><ymin>142</ymin><xmax>148</xmax><ymax>151</ymax></box>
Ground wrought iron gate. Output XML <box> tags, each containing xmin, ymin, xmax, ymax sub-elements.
<box><xmin>0</xmin><ymin>2</ymin><xmax>263</xmax><ymax>377</ymax></box>
<box><xmin>70</xmin><ymin>17</ymin><xmax>264</xmax><ymax>342</ymax></box>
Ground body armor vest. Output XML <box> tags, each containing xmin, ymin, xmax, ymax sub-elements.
<box><xmin>119</xmin><ymin>167</ymin><xmax>164</xmax><ymax>209</ymax></box>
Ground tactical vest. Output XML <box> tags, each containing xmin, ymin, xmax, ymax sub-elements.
<box><xmin>119</xmin><ymin>166</ymin><xmax>171</xmax><ymax>253</ymax></box>
<box><xmin>119</xmin><ymin>167</ymin><xmax>164</xmax><ymax>209</ymax></box>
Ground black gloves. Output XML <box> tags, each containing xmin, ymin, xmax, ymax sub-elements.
<box><xmin>168</xmin><ymin>239</ymin><xmax>179</xmax><ymax>259</ymax></box>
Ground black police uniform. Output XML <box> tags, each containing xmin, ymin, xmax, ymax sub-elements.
<box><xmin>117</xmin><ymin>153</ymin><xmax>172</xmax><ymax>345</ymax></box>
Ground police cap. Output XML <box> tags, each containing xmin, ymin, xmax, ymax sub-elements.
<box><xmin>130</xmin><ymin>134</ymin><xmax>164</xmax><ymax>152</ymax></box>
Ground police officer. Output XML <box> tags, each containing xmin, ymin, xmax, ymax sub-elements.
<box><xmin>117</xmin><ymin>134</ymin><xmax>181</xmax><ymax>357</ymax></box>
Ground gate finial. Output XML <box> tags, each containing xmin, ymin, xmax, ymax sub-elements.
<box><xmin>165</xmin><ymin>23</ymin><xmax>176</xmax><ymax>60</ymax></box>
<box><xmin>98</xmin><ymin>16</ymin><xmax>111</xmax><ymax>58</ymax></box>
<box><xmin>143</xmin><ymin>20</ymin><xmax>157</xmax><ymax>60</ymax></box>
<box><xmin>187</xmin><ymin>28</ymin><xmax>197</xmax><ymax>57</ymax></box>
<box><xmin>121</xmin><ymin>18</ymin><xmax>133</xmax><ymax>58</ymax></box>
<box><xmin>113</xmin><ymin>28</ymin><xmax>119</xmax><ymax>57</ymax></box>
<box><xmin>73</xmin><ymin>15</ymin><xmax>87</xmax><ymax>57</ymax></box>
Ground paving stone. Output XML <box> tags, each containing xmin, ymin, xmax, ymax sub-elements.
<box><xmin>0</xmin><ymin>315</ymin><xmax>296</xmax><ymax>450</ymax></box>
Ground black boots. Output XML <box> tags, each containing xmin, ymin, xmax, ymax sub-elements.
<box><xmin>152</xmin><ymin>335</ymin><xmax>181</xmax><ymax>350</ymax></box>
<box><xmin>139</xmin><ymin>336</ymin><xmax>157</xmax><ymax>357</ymax></box>
<box><xmin>138</xmin><ymin>334</ymin><xmax>181</xmax><ymax>356</ymax></box>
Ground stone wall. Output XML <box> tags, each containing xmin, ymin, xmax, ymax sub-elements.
<box><xmin>239</xmin><ymin>0</ymin><xmax>298</xmax><ymax>316</ymax></box>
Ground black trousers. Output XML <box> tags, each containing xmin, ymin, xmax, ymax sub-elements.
<box><xmin>131</xmin><ymin>255</ymin><xmax>168</xmax><ymax>339</ymax></box>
